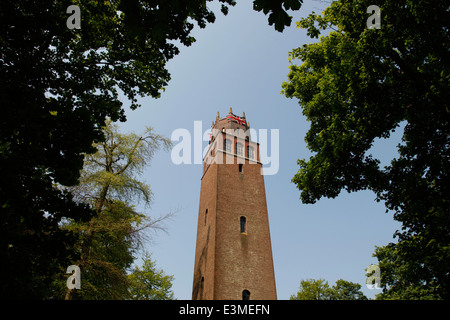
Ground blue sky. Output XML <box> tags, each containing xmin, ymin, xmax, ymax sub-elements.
<box><xmin>118</xmin><ymin>1</ymin><xmax>402</xmax><ymax>300</ymax></box>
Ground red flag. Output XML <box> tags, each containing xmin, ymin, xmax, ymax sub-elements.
<box><xmin>226</xmin><ymin>114</ymin><xmax>246</xmax><ymax>125</ymax></box>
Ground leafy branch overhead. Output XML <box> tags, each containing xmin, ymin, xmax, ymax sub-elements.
<box><xmin>282</xmin><ymin>0</ymin><xmax>449</xmax><ymax>299</ymax></box>
<box><xmin>253</xmin><ymin>0</ymin><xmax>303</xmax><ymax>32</ymax></box>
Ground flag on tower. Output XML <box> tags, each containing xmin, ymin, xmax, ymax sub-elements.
<box><xmin>226</xmin><ymin>114</ymin><xmax>247</xmax><ymax>126</ymax></box>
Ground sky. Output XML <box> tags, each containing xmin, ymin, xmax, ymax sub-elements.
<box><xmin>117</xmin><ymin>1</ymin><xmax>403</xmax><ymax>300</ymax></box>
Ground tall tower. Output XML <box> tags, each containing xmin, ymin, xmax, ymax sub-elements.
<box><xmin>192</xmin><ymin>108</ymin><xmax>277</xmax><ymax>300</ymax></box>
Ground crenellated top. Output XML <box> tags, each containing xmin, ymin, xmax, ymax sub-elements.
<box><xmin>213</xmin><ymin>107</ymin><xmax>250</xmax><ymax>134</ymax></box>
<box><xmin>202</xmin><ymin>109</ymin><xmax>260</xmax><ymax>177</ymax></box>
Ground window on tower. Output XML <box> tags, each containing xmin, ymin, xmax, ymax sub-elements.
<box><xmin>224</xmin><ymin>139</ymin><xmax>231</xmax><ymax>153</ymax></box>
<box><xmin>236</xmin><ymin>142</ymin><xmax>243</xmax><ymax>156</ymax></box>
<box><xmin>242</xmin><ymin>290</ymin><xmax>250</xmax><ymax>300</ymax></box>
<box><xmin>247</xmin><ymin>146</ymin><xmax>254</xmax><ymax>159</ymax></box>
<box><xmin>240</xmin><ymin>216</ymin><xmax>246</xmax><ymax>233</ymax></box>
<box><xmin>200</xmin><ymin>277</ymin><xmax>205</xmax><ymax>299</ymax></box>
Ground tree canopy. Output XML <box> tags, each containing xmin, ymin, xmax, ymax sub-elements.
<box><xmin>128</xmin><ymin>253</ymin><xmax>175</xmax><ymax>300</ymax></box>
<box><xmin>1</xmin><ymin>0</ymin><xmax>303</xmax><ymax>298</ymax></box>
<box><xmin>282</xmin><ymin>0</ymin><xmax>449</xmax><ymax>299</ymax></box>
<box><xmin>59</xmin><ymin>120</ymin><xmax>172</xmax><ymax>299</ymax></box>
<box><xmin>290</xmin><ymin>278</ymin><xmax>367</xmax><ymax>300</ymax></box>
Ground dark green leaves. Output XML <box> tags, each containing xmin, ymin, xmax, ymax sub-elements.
<box><xmin>253</xmin><ymin>0</ymin><xmax>303</xmax><ymax>32</ymax></box>
<box><xmin>283</xmin><ymin>0</ymin><xmax>450</xmax><ymax>299</ymax></box>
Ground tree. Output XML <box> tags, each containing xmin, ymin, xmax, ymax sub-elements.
<box><xmin>290</xmin><ymin>278</ymin><xmax>367</xmax><ymax>300</ymax></box>
<box><xmin>60</xmin><ymin>120</ymin><xmax>172</xmax><ymax>300</ymax></box>
<box><xmin>373</xmin><ymin>245</ymin><xmax>440</xmax><ymax>300</ymax></box>
<box><xmin>1</xmin><ymin>0</ymin><xmax>303</xmax><ymax>298</ymax></box>
<box><xmin>127</xmin><ymin>253</ymin><xmax>175</xmax><ymax>300</ymax></box>
<box><xmin>290</xmin><ymin>279</ymin><xmax>331</xmax><ymax>300</ymax></box>
<box><xmin>330</xmin><ymin>279</ymin><xmax>368</xmax><ymax>300</ymax></box>
<box><xmin>282</xmin><ymin>0</ymin><xmax>449</xmax><ymax>299</ymax></box>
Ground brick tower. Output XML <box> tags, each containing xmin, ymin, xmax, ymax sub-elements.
<box><xmin>192</xmin><ymin>108</ymin><xmax>277</xmax><ymax>300</ymax></box>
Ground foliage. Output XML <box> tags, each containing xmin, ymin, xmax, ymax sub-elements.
<box><xmin>72</xmin><ymin>119</ymin><xmax>172</xmax><ymax>211</ymax></box>
<box><xmin>373</xmin><ymin>245</ymin><xmax>441</xmax><ymax>300</ymax></box>
<box><xmin>290</xmin><ymin>278</ymin><xmax>367</xmax><ymax>300</ymax></box>
<box><xmin>330</xmin><ymin>279</ymin><xmax>368</xmax><ymax>300</ymax></box>
<box><xmin>290</xmin><ymin>279</ymin><xmax>330</xmax><ymax>300</ymax></box>
<box><xmin>59</xmin><ymin>120</ymin><xmax>171</xmax><ymax>299</ymax></box>
<box><xmin>127</xmin><ymin>253</ymin><xmax>175</xmax><ymax>300</ymax></box>
<box><xmin>1</xmin><ymin>0</ymin><xmax>303</xmax><ymax>298</ymax></box>
<box><xmin>61</xmin><ymin>200</ymin><xmax>139</xmax><ymax>299</ymax></box>
<box><xmin>282</xmin><ymin>0</ymin><xmax>449</xmax><ymax>299</ymax></box>
<box><xmin>253</xmin><ymin>0</ymin><xmax>303</xmax><ymax>32</ymax></box>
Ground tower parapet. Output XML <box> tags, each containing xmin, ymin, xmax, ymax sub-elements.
<box><xmin>202</xmin><ymin>109</ymin><xmax>259</xmax><ymax>177</ymax></box>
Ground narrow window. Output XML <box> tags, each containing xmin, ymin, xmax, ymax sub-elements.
<box><xmin>200</xmin><ymin>277</ymin><xmax>205</xmax><ymax>299</ymax></box>
<box><xmin>240</xmin><ymin>216</ymin><xmax>246</xmax><ymax>233</ymax></box>
<box><xmin>242</xmin><ymin>290</ymin><xmax>250</xmax><ymax>300</ymax></box>
<box><xmin>224</xmin><ymin>139</ymin><xmax>231</xmax><ymax>153</ymax></box>
<box><xmin>205</xmin><ymin>209</ymin><xmax>208</xmax><ymax>225</ymax></box>
<box><xmin>247</xmin><ymin>146</ymin><xmax>254</xmax><ymax>159</ymax></box>
<box><xmin>239</xmin><ymin>163</ymin><xmax>243</xmax><ymax>173</ymax></box>
<box><xmin>236</xmin><ymin>142</ymin><xmax>243</xmax><ymax>156</ymax></box>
